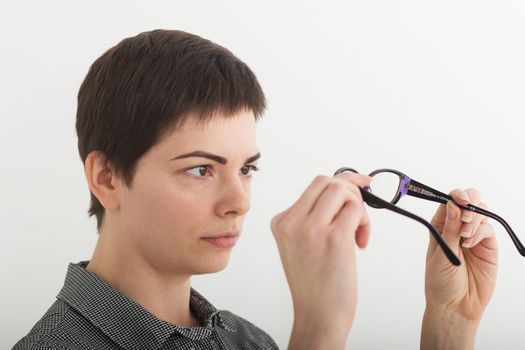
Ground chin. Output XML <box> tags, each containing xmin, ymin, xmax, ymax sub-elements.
<box><xmin>191</xmin><ymin>252</ymin><xmax>232</xmax><ymax>275</ymax></box>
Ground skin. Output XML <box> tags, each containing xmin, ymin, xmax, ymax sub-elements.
<box><xmin>85</xmin><ymin>109</ymin><xmax>259</xmax><ymax>326</ymax></box>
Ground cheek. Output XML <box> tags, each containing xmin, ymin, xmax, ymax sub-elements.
<box><xmin>127</xmin><ymin>178</ymin><xmax>215</xmax><ymax>235</ymax></box>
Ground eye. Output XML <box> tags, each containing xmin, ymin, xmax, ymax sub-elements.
<box><xmin>240</xmin><ymin>165</ymin><xmax>259</xmax><ymax>176</ymax></box>
<box><xmin>186</xmin><ymin>165</ymin><xmax>211</xmax><ymax>177</ymax></box>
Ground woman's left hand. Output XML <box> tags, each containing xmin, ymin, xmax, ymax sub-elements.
<box><xmin>421</xmin><ymin>188</ymin><xmax>498</xmax><ymax>350</ymax></box>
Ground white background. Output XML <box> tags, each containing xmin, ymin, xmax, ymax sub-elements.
<box><xmin>1</xmin><ymin>1</ymin><xmax>525</xmax><ymax>349</ymax></box>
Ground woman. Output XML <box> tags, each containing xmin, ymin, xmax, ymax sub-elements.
<box><xmin>14</xmin><ymin>29</ymin><xmax>497</xmax><ymax>350</ymax></box>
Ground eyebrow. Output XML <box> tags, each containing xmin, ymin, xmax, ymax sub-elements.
<box><xmin>171</xmin><ymin>151</ymin><xmax>261</xmax><ymax>165</ymax></box>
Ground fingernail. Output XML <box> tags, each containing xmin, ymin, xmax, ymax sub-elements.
<box><xmin>446</xmin><ymin>201</ymin><xmax>457</xmax><ymax>219</ymax></box>
<box><xmin>459</xmin><ymin>191</ymin><xmax>469</xmax><ymax>201</ymax></box>
<box><xmin>462</xmin><ymin>241</ymin><xmax>472</xmax><ymax>248</ymax></box>
<box><xmin>461</xmin><ymin>231</ymin><xmax>471</xmax><ymax>238</ymax></box>
<box><xmin>461</xmin><ymin>214</ymin><xmax>472</xmax><ymax>223</ymax></box>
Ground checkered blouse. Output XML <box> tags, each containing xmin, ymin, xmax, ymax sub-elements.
<box><xmin>13</xmin><ymin>261</ymin><xmax>279</xmax><ymax>349</ymax></box>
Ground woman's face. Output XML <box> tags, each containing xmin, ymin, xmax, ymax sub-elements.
<box><xmin>114</xmin><ymin>110</ymin><xmax>259</xmax><ymax>275</ymax></box>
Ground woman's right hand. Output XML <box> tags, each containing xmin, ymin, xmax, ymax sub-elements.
<box><xmin>271</xmin><ymin>172</ymin><xmax>371</xmax><ymax>350</ymax></box>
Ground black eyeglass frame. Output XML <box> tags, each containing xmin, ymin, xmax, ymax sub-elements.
<box><xmin>368</xmin><ymin>168</ymin><xmax>525</xmax><ymax>257</ymax></box>
<box><xmin>334</xmin><ymin>167</ymin><xmax>460</xmax><ymax>266</ymax></box>
<box><xmin>335</xmin><ymin>167</ymin><xmax>525</xmax><ymax>266</ymax></box>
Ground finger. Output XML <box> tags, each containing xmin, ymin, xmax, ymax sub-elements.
<box><xmin>330</xmin><ymin>177</ymin><xmax>371</xmax><ymax>228</ymax></box>
<box><xmin>429</xmin><ymin>202</ymin><xmax>447</xmax><ymax>254</ymax></box>
<box><xmin>270</xmin><ymin>207</ymin><xmax>292</xmax><ymax>236</ymax></box>
<box><xmin>460</xmin><ymin>201</ymin><xmax>488</xmax><ymax>239</ymax></box>
<box><xmin>330</xmin><ymin>175</ymin><xmax>371</xmax><ymax>226</ymax></box>
<box><xmin>334</xmin><ymin>171</ymin><xmax>372</xmax><ymax>188</ymax></box>
<box><xmin>477</xmin><ymin>201</ymin><xmax>490</xmax><ymax>224</ymax></box>
<box><xmin>310</xmin><ymin>181</ymin><xmax>362</xmax><ymax>226</ymax></box>
<box><xmin>460</xmin><ymin>202</ymin><xmax>491</xmax><ymax>248</ymax></box>
<box><xmin>355</xmin><ymin>220</ymin><xmax>371</xmax><ymax>249</ymax></box>
<box><xmin>331</xmin><ymin>198</ymin><xmax>369</xmax><ymax>244</ymax></box>
<box><xmin>290</xmin><ymin>173</ymin><xmax>369</xmax><ymax>217</ymax></box>
<box><xmin>461</xmin><ymin>222</ymin><xmax>497</xmax><ymax>250</ymax></box>
<box><xmin>457</xmin><ymin>188</ymin><xmax>482</xmax><ymax>226</ymax></box>
<box><xmin>332</xmin><ymin>176</ymin><xmax>364</xmax><ymax>202</ymax></box>
<box><xmin>429</xmin><ymin>188</ymin><xmax>464</xmax><ymax>254</ymax></box>
<box><xmin>449</xmin><ymin>188</ymin><xmax>472</xmax><ymax>206</ymax></box>
<box><xmin>431</xmin><ymin>202</ymin><xmax>447</xmax><ymax>232</ymax></box>
<box><xmin>289</xmin><ymin>175</ymin><xmax>332</xmax><ymax>216</ymax></box>
<box><xmin>439</xmin><ymin>200</ymin><xmax>463</xmax><ymax>256</ymax></box>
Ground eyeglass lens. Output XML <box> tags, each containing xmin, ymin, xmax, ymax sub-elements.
<box><xmin>368</xmin><ymin>171</ymin><xmax>401</xmax><ymax>203</ymax></box>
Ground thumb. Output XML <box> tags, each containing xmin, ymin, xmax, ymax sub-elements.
<box><xmin>439</xmin><ymin>201</ymin><xmax>463</xmax><ymax>257</ymax></box>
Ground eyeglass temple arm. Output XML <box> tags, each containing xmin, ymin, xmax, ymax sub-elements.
<box><xmin>360</xmin><ymin>189</ymin><xmax>461</xmax><ymax>266</ymax></box>
<box><xmin>402</xmin><ymin>178</ymin><xmax>451</xmax><ymax>205</ymax></box>
<box><xmin>405</xmin><ymin>179</ymin><xmax>525</xmax><ymax>256</ymax></box>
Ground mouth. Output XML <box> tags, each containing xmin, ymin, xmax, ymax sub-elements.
<box><xmin>200</xmin><ymin>232</ymin><xmax>240</xmax><ymax>249</ymax></box>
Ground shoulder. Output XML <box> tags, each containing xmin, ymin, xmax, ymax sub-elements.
<box><xmin>13</xmin><ymin>299</ymin><xmax>70</xmax><ymax>350</ymax></box>
<box><xmin>12</xmin><ymin>299</ymin><xmax>103</xmax><ymax>350</ymax></box>
<box><xmin>218</xmin><ymin>310</ymin><xmax>279</xmax><ymax>349</ymax></box>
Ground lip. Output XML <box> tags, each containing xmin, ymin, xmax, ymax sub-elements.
<box><xmin>201</xmin><ymin>233</ymin><xmax>239</xmax><ymax>249</ymax></box>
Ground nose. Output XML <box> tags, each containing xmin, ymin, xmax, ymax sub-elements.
<box><xmin>214</xmin><ymin>174</ymin><xmax>251</xmax><ymax>218</ymax></box>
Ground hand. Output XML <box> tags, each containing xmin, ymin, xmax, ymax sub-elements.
<box><xmin>271</xmin><ymin>172</ymin><xmax>371</xmax><ymax>350</ymax></box>
<box><xmin>421</xmin><ymin>188</ymin><xmax>498</xmax><ymax>350</ymax></box>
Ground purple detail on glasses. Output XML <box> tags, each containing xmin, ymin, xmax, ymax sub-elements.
<box><xmin>400</xmin><ymin>176</ymin><xmax>411</xmax><ymax>197</ymax></box>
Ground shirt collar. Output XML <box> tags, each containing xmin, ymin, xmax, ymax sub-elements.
<box><xmin>57</xmin><ymin>261</ymin><xmax>234</xmax><ymax>350</ymax></box>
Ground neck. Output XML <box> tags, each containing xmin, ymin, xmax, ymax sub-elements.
<box><xmin>86</xmin><ymin>229</ymin><xmax>200</xmax><ymax>327</ymax></box>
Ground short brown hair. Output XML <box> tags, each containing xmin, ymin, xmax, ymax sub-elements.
<box><xmin>76</xmin><ymin>29</ymin><xmax>266</xmax><ymax>231</ymax></box>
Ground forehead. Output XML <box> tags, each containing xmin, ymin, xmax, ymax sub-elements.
<box><xmin>153</xmin><ymin>110</ymin><xmax>258</xmax><ymax>157</ymax></box>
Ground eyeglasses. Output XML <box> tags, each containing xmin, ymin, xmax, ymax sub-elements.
<box><xmin>334</xmin><ymin>167</ymin><xmax>525</xmax><ymax>266</ymax></box>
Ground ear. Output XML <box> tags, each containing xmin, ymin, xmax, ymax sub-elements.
<box><xmin>84</xmin><ymin>151</ymin><xmax>121</xmax><ymax>211</ymax></box>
